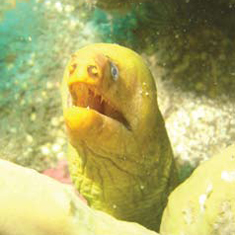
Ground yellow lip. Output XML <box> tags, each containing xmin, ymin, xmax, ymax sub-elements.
<box><xmin>64</xmin><ymin>107</ymin><xmax>104</xmax><ymax>138</ymax></box>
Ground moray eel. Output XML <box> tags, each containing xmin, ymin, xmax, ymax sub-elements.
<box><xmin>62</xmin><ymin>43</ymin><xmax>178</xmax><ymax>231</ymax></box>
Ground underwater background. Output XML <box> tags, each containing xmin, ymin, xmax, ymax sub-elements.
<box><xmin>0</xmin><ymin>0</ymin><xmax>235</xmax><ymax>181</ymax></box>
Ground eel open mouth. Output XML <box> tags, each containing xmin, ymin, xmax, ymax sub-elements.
<box><xmin>68</xmin><ymin>83</ymin><xmax>130</xmax><ymax>130</ymax></box>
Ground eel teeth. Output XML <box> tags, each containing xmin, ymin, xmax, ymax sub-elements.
<box><xmin>67</xmin><ymin>92</ymin><xmax>73</xmax><ymax>107</ymax></box>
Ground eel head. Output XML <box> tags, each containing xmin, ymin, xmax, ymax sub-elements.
<box><xmin>62</xmin><ymin>43</ymin><xmax>159</xmax><ymax>159</ymax></box>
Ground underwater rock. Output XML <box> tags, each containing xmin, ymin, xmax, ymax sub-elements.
<box><xmin>0</xmin><ymin>159</ymin><xmax>158</xmax><ymax>235</ymax></box>
<box><xmin>62</xmin><ymin>43</ymin><xmax>178</xmax><ymax>232</ymax></box>
<box><xmin>160</xmin><ymin>144</ymin><xmax>235</xmax><ymax>235</ymax></box>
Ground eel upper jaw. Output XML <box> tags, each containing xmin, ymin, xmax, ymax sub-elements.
<box><xmin>67</xmin><ymin>82</ymin><xmax>131</xmax><ymax>130</ymax></box>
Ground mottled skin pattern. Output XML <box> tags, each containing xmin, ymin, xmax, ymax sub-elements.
<box><xmin>62</xmin><ymin>43</ymin><xmax>178</xmax><ymax>231</ymax></box>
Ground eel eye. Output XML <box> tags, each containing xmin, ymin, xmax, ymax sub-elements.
<box><xmin>110</xmin><ymin>62</ymin><xmax>119</xmax><ymax>81</ymax></box>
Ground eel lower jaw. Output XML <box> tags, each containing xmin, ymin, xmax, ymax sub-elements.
<box><xmin>66</xmin><ymin>82</ymin><xmax>131</xmax><ymax>131</ymax></box>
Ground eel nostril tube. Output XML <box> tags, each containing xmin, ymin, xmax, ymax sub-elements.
<box><xmin>69</xmin><ymin>63</ymin><xmax>77</xmax><ymax>76</ymax></box>
<box><xmin>87</xmin><ymin>65</ymin><xmax>99</xmax><ymax>79</ymax></box>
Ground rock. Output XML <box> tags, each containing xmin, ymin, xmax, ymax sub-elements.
<box><xmin>0</xmin><ymin>159</ymin><xmax>158</xmax><ymax>235</ymax></box>
<box><xmin>160</xmin><ymin>145</ymin><xmax>235</xmax><ymax>235</ymax></box>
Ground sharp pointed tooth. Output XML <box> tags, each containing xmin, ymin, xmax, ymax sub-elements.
<box><xmin>67</xmin><ymin>93</ymin><xmax>72</xmax><ymax>107</ymax></box>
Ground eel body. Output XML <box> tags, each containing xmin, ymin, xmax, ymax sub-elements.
<box><xmin>62</xmin><ymin>43</ymin><xmax>178</xmax><ymax>231</ymax></box>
